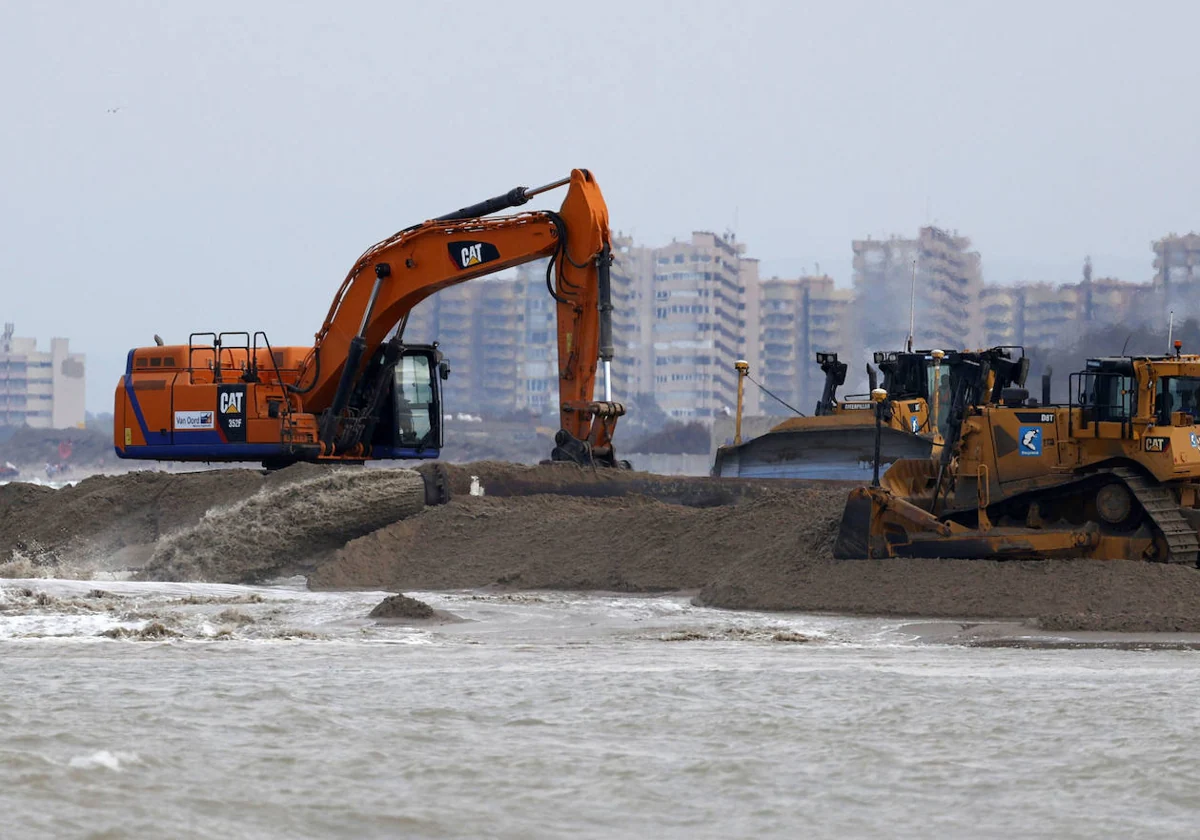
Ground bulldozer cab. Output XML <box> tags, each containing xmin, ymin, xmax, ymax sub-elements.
<box><xmin>877</xmin><ymin>346</ymin><xmax>1030</xmax><ymax>440</ymax></box>
<box><xmin>943</xmin><ymin>347</ymin><xmax>1028</xmax><ymax>404</ymax></box>
<box><xmin>934</xmin><ymin>346</ymin><xmax>1029</xmax><ymax>467</ymax></box>
<box><xmin>875</xmin><ymin>350</ymin><xmax>932</xmax><ymax>402</ymax></box>
<box><xmin>1153</xmin><ymin>373</ymin><xmax>1200</xmax><ymax>426</ymax></box>
<box><xmin>1066</xmin><ymin>354</ymin><xmax>1200</xmax><ymax>450</ymax></box>
<box><xmin>1073</xmin><ymin>359</ymin><xmax>1135</xmax><ymax>439</ymax></box>
<box><xmin>816</xmin><ymin>350</ymin><xmax>938</xmax><ymax>435</ymax></box>
<box><xmin>874</xmin><ymin>350</ymin><xmax>939</xmax><ymax>437</ymax></box>
<box><xmin>814</xmin><ymin>352</ymin><xmax>849</xmax><ymax>416</ymax></box>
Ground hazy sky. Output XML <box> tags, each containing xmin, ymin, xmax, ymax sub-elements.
<box><xmin>3</xmin><ymin>1</ymin><xmax>1198</xmax><ymax>411</ymax></box>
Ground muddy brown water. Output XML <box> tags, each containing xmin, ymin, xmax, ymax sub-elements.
<box><xmin>5</xmin><ymin>462</ymin><xmax>1200</xmax><ymax>631</ymax></box>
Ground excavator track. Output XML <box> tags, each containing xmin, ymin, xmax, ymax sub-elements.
<box><xmin>1108</xmin><ymin>467</ymin><xmax>1200</xmax><ymax>565</ymax></box>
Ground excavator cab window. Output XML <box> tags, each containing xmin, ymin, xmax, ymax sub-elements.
<box><xmin>391</xmin><ymin>349</ymin><xmax>443</xmax><ymax>452</ymax></box>
<box><xmin>1156</xmin><ymin>376</ymin><xmax>1200</xmax><ymax>425</ymax></box>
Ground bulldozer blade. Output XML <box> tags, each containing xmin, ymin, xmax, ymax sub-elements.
<box><xmin>832</xmin><ymin>488</ymin><xmax>875</xmax><ymax>559</ymax></box>
<box><xmin>834</xmin><ymin>485</ymin><xmax>955</xmax><ymax>559</ymax></box>
<box><xmin>879</xmin><ymin>525</ymin><xmax>1106</xmax><ymax>560</ymax></box>
<box><xmin>832</xmin><ymin>485</ymin><xmax>1115</xmax><ymax>561</ymax></box>
<box><xmin>714</xmin><ymin>425</ymin><xmax>934</xmax><ymax>480</ymax></box>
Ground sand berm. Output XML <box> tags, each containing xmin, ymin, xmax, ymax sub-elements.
<box><xmin>5</xmin><ymin>461</ymin><xmax>1200</xmax><ymax>632</ymax></box>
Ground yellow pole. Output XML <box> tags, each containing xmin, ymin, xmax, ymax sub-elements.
<box><xmin>930</xmin><ymin>348</ymin><xmax>945</xmax><ymax>435</ymax></box>
<box><xmin>734</xmin><ymin>360</ymin><xmax>749</xmax><ymax>444</ymax></box>
<box><xmin>871</xmin><ymin>387</ymin><xmax>888</xmax><ymax>486</ymax></box>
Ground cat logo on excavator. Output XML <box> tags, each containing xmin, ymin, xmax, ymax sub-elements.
<box><xmin>448</xmin><ymin>241</ymin><xmax>501</xmax><ymax>270</ymax></box>
<box><xmin>220</xmin><ymin>391</ymin><xmax>244</xmax><ymax>415</ymax></box>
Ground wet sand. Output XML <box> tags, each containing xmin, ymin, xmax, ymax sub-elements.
<box><xmin>898</xmin><ymin>620</ymin><xmax>1200</xmax><ymax>649</ymax></box>
<box><xmin>6</xmin><ymin>461</ymin><xmax>1200</xmax><ymax>633</ymax></box>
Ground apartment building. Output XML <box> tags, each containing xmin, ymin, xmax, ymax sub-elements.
<box><xmin>1073</xmin><ymin>260</ymin><xmax>1146</xmax><ymax>336</ymax></box>
<box><xmin>650</xmin><ymin>232</ymin><xmax>753</xmax><ymax>419</ymax></box>
<box><xmin>365</xmin><ymin>230</ymin><xmax>1200</xmax><ymax>431</ymax></box>
<box><xmin>514</xmin><ymin>260</ymin><xmax>557</xmax><ymax>414</ymax></box>
<box><xmin>758</xmin><ymin>275</ymin><xmax>852</xmax><ymax>415</ymax></box>
<box><xmin>475</xmin><ymin>277</ymin><xmax>524</xmax><ymax>410</ymax></box>
<box><xmin>979</xmin><ymin>285</ymin><xmax>1019</xmax><ymax>347</ymax></box>
<box><xmin>737</xmin><ymin>257</ymin><xmax>762</xmax><ymax>415</ymax></box>
<box><xmin>510</xmin><ymin>252</ymin><xmax>656</xmax><ymax>414</ymax></box>
<box><xmin>405</xmin><ymin>258</ymin><xmax>638</xmax><ymax>417</ymax></box>
<box><xmin>400</xmin><ymin>231</ymin><xmax>802</xmax><ymax>422</ymax></box>
<box><xmin>1019</xmin><ymin>282</ymin><xmax>1080</xmax><ymax>348</ymax></box>
<box><xmin>980</xmin><ymin>259</ymin><xmax>1145</xmax><ymax>349</ymax></box>
<box><xmin>610</xmin><ymin>235</ymin><xmax>655</xmax><ymax>401</ymax></box>
<box><xmin>1153</xmin><ymin>233</ymin><xmax>1200</xmax><ymax>319</ymax></box>
<box><xmin>401</xmin><ymin>280</ymin><xmax>497</xmax><ymax>413</ymax></box>
<box><xmin>403</xmin><ymin>251</ymin><xmax>661</xmax><ymax>418</ymax></box>
<box><xmin>981</xmin><ymin>283</ymin><xmax>1086</xmax><ymax>348</ymax></box>
<box><xmin>0</xmin><ymin>323</ymin><xmax>86</xmax><ymax>429</ymax></box>
<box><xmin>852</xmin><ymin>227</ymin><xmax>982</xmax><ymax>354</ymax></box>
<box><xmin>921</xmin><ymin>227</ymin><xmax>983</xmax><ymax>349</ymax></box>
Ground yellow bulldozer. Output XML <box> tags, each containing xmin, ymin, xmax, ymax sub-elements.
<box><xmin>712</xmin><ymin>348</ymin><xmax>952</xmax><ymax>480</ymax></box>
<box><xmin>834</xmin><ymin>345</ymin><xmax>1200</xmax><ymax>565</ymax></box>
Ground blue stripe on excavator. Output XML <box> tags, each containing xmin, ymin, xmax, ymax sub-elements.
<box><xmin>117</xmin><ymin>444</ymin><xmax>441</xmax><ymax>461</ymax></box>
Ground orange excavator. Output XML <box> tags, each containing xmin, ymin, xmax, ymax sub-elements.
<box><xmin>114</xmin><ymin>169</ymin><xmax>625</xmax><ymax>468</ymax></box>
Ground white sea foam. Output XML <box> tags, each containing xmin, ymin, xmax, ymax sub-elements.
<box><xmin>68</xmin><ymin>750</ymin><xmax>142</xmax><ymax>771</ymax></box>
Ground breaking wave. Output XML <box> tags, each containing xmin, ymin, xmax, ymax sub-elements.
<box><xmin>139</xmin><ymin>469</ymin><xmax>426</xmax><ymax>583</ymax></box>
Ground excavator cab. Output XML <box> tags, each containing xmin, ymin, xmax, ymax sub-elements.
<box><xmin>367</xmin><ymin>345</ymin><xmax>446</xmax><ymax>458</ymax></box>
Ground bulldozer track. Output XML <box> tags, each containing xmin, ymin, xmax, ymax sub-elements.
<box><xmin>1108</xmin><ymin>467</ymin><xmax>1200</xmax><ymax>565</ymax></box>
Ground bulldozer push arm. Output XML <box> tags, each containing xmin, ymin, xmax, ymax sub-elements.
<box><xmin>114</xmin><ymin>169</ymin><xmax>625</xmax><ymax>467</ymax></box>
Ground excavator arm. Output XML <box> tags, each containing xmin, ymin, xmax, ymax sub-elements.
<box><xmin>295</xmin><ymin>168</ymin><xmax>623</xmax><ymax>465</ymax></box>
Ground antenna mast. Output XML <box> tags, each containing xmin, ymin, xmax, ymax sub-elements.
<box><xmin>906</xmin><ymin>259</ymin><xmax>918</xmax><ymax>352</ymax></box>
<box><xmin>1168</xmin><ymin>309</ymin><xmax>1176</xmax><ymax>355</ymax></box>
